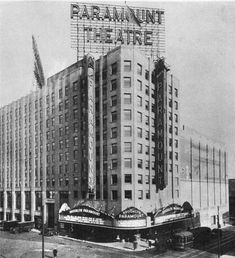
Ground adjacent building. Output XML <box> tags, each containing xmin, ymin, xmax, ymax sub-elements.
<box><xmin>180</xmin><ymin>126</ymin><xmax>228</xmax><ymax>227</ymax></box>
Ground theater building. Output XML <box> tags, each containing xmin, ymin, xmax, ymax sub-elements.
<box><xmin>180</xmin><ymin>126</ymin><xmax>228</xmax><ymax>227</ymax></box>
<box><xmin>0</xmin><ymin>46</ymin><xmax>182</xmax><ymax>228</ymax></box>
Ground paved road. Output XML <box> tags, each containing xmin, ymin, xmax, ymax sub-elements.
<box><xmin>0</xmin><ymin>226</ymin><xmax>235</xmax><ymax>258</ymax></box>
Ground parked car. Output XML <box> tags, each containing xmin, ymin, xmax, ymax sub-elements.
<box><xmin>211</xmin><ymin>228</ymin><xmax>223</xmax><ymax>238</ymax></box>
<box><xmin>172</xmin><ymin>231</ymin><xmax>194</xmax><ymax>251</ymax></box>
<box><xmin>189</xmin><ymin>227</ymin><xmax>212</xmax><ymax>245</ymax></box>
<box><xmin>10</xmin><ymin>221</ymin><xmax>35</xmax><ymax>234</ymax></box>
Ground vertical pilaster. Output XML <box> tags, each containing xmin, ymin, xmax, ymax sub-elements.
<box><xmin>31</xmin><ymin>93</ymin><xmax>36</xmax><ymax>220</ymax></box>
<box><xmin>21</xmin><ymin>98</ymin><xmax>26</xmax><ymax>222</ymax></box>
<box><xmin>3</xmin><ymin>107</ymin><xmax>8</xmax><ymax>220</ymax></box>
<box><xmin>42</xmin><ymin>86</ymin><xmax>47</xmax><ymax>224</ymax></box>
<box><xmin>12</xmin><ymin>103</ymin><xmax>16</xmax><ymax>220</ymax></box>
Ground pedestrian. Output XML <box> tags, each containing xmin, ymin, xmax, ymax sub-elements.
<box><xmin>53</xmin><ymin>249</ymin><xmax>57</xmax><ymax>258</ymax></box>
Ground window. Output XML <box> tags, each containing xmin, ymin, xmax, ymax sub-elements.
<box><xmin>169</xmin><ymin>151</ymin><xmax>173</xmax><ymax>160</ymax></box>
<box><xmin>73</xmin><ymin>95</ymin><xmax>78</xmax><ymax>105</ymax></box>
<box><xmin>65</xmin><ymin>99</ymin><xmax>69</xmax><ymax>109</ymax></box>
<box><xmin>124</xmin><ymin>190</ymin><xmax>132</xmax><ymax>200</ymax></box>
<box><xmin>146</xmin><ymin>190</ymin><xmax>150</xmax><ymax>199</ymax></box>
<box><xmin>112</xmin><ymin>190</ymin><xmax>118</xmax><ymax>200</ymax></box>
<box><xmin>174</xmin><ymin>101</ymin><xmax>178</xmax><ymax>110</ymax></box>
<box><xmin>175</xmin><ymin>139</ymin><xmax>178</xmax><ymax>148</ymax></box>
<box><xmin>124</xmin><ymin>93</ymin><xmax>131</xmax><ymax>104</ymax></box>
<box><xmin>145</xmin><ymin>130</ymin><xmax>149</xmax><ymax>140</ymax></box>
<box><xmin>111</xmin><ymin>143</ymin><xmax>117</xmax><ymax>154</ymax></box>
<box><xmin>125</xmin><ymin>174</ymin><xmax>132</xmax><ymax>183</ymax></box>
<box><xmin>145</xmin><ymin>160</ymin><xmax>150</xmax><ymax>169</ymax></box>
<box><xmin>137</xmin><ymin>112</ymin><xmax>142</xmax><ymax>123</ymax></box>
<box><xmin>169</xmin><ymin>99</ymin><xmax>172</xmax><ymax>108</ymax></box>
<box><xmin>124</xmin><ymin>77</ymin><xmax>131</xmax><ymax>88</ymax></box>
<box><xmin>137</xmin><ymin>96</ymin><xmax>142</xmax><ymax>107</ymax></box>
<box><xmin>145</xmin><ymin>116</ymin><xmax>149</xmax><ymax>125</ymax></box>
<box><xmin>124</xmin><ymin>142</ymin><xmax>132</xmax><ymax>152</ymax></box>
<box><xmin>169</xmin><ymin>85</ymin><xmax>172</xmax><ymax>94</ymax></box>
<box><xmin>137</xmin><ymin>63</ymin><xmax>142</xmax><ymax>75</ymax></box>
<box><xmin>145</xmin><ymin>70</ymin><xmax>149</xmax><ymax>80</ymax></box>
<box><xmin>137</xmin><ymin>127</ymin><xmax>142</xmax><ymax>138</ymax></box>
<box><xmin>138</xmin><ymin>159</ymin><xmax>143</xmax><ymax>168</ymax></box>
<box><xmin>59</xmin><ymin>102</ymin><xmax>63</xmax><ymax>111</ymax></box>
<box><xmin>175</xmin><ymin>189</ymin><xmax>179</xmax><ymax>198</ymax></box>
<box><xmin>145</xmin><ymin>101</ymin><xmax>149</xmax><ymax>110</ymax></box>
<box><xmin>124</xmin><ymin>60</ymin><xmax>131</xmax><ymax>72</ymax></box>
<box><xmin>111</xmin><ymin>174</ymin><xmax>118</xmax><ymax>185</ymax></box>
<box><xmin>73</xmin><ymin>150</ymin><xmax>78</xmax><ymax>159</ymax></box>
<box><xmin>65</xmin><ymin>178</ymin><xmax>69</xmax><ymax>186</ymax></box>
<box><xmin>111</xmin><ymin>127</ymin><xmax>117</xmax><ymax>138</ymax></box>
<box><xmin>152</xmin><ymin>175</ymin><xmax>156</xmax><ymax>184</ymax></box>
<box><xmin>124</xmin><ymin>126</ymin><xmax>131</xmax><ymax>137</ymax></box>
<box><xmin>74</xmin><ymin>190</ymin><xmax>78</xmax><ymax>198</ymax></box>
<box><xmin>175</xmin><ymin>152</ymin><xmax>178</xmax><ymax>160</ymax></box>
<box><xmin>59</xmin><ymin>128</ymin><xmax>63</xmax><ymax>136</ymax></box>
<box><xmin>169</xmin><ymin>126</ymin><xmax>172</xmax><ymax>134</ymax></box>
<box><xmin>74</xmin><ymin>122</ymin><xmax>78</xmax><ymax>133</ymax></box>
<box><xmin>73</xmin><ymin>136</ymin><xmax>78</xmax><ymax>146</ymax></box>
<box><xmin>59</xmin><ymin>88</ymin><xmax>63</xmax><ymax>99</ymax></box>
<box><xmin>111</xmin><ymin>79</ymin><xmax>117</xmax><ymax>91</ymax></box>
<box><xmin>175</xmin><ymin>177</ymin><xmax>179</xmax><ymax>187</ymax></box>
<box><xmin>137</xmin><ymin>143</ymin><xmax>142</xmax><ymax>153</ymax></box>
<box><xmin>65</xmin><ymin>112</ymin><xmax>69</xmax><ymax>122</ymax></box>
<box><xmin>169</xmin><ymin>112</ymin><xmax>172</xmax><ymax>121</ymax></box>
<box><xmin>145</xmin><ymin>85</ymin><xmax>149</xmax><ymax>95</ymax></box>
<box><xmin>59</xmin><ymin>153</ymin><xmax>63</xmax><ymax>162</ymax></box>
<box><xmin>175</xmin><ymin>126</ymin><xmax>178</xmax><ymax>135</ymax></box>
<box><xmin>65</xmin><ymin>126</ymin><xmax>69</xmax><ymax>135</ymax></box>
<box><xmin>111</xmin><ymin>111</ymin><xmax>117</xmax><ymax>122</ymax></box>
<box><xmin>73</xmin><ymin>109</ymin><xmax>78</xmax><ymax>119</ymax></box>
<box><xmin>111</xmin><ymin>62</ymin><xmax>117</xmax><ymax>74</ymax></box>
<box><xmin>124</xmin><ymin>158</ymin><xmax>132</xmax><ymax>168</ymax></box>
<box><xmin>174</xmin><ymin>114</ymin><xmax>178</xmax><ymax>123</ymax></box>
<box><xmin>145</xmin><ymin>146</ymin><xmax>150</xmax><ymax>155</ymax></box>
<box><xmin>169</xmin><ymin>138</ymin><xmax>172</xmax><ymax>147</ymax></box>
<box><xmin>111</xmin><ymin>95</ymin><xmax>117</xmax><ymax>106</ymax></box>
<box><xmin>137</xmin><ymin>80</ymin><xmax>142</xmax><ymax>91</ymax></box>
<box><xmin>174</xmin><ymin>88</ymin><xmax>178</xmax><ymax>97</ymax></box>
<box><xmin>138</xmin><ymin>174</ymin><xmax>143</xmax><ymax>184</ymax></box>
<box><xmin>111</xmin><ymin>159</ymin><xmax>118</xmax><ymax>169</ymax></box>
<box><xmin>124</xmin><ymin>110</ymin><xmax>131</xmax><ymax>121</ymax></box>
<box><xmin>73</xmin><ymin>81</ymin><xmax>78</xmax><ymax>91</ymax></box>
<box><xmin>138</xmin><ymin>190</ymin><xmax>143</xmax><ymax>200</ymax></box>
<box><xmin>51</xmin><ymin>117</ymin><xmax>55</xmax><ymax>126</ymax></box>
<box><xmin>145</xmin><ymin>175</ymin><xmax>150</xmax><ymax>184</ymax></box>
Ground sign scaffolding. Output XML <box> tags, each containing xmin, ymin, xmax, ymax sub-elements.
<box><xmin>70</xmin><ymin>3</ymin><xmax>165</xmax><ymax>60</ymax></box>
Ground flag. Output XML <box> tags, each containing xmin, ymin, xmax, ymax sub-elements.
<box><xmin>32</xmin><ymin>35</ymin><xmax>45</xmax><ymax>89</ymax></box>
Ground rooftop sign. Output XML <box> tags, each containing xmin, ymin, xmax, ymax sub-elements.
<box><xmin>70</xmin><ymin>3</ymin><xmax>165</xmax><ymax>60</ymax></box>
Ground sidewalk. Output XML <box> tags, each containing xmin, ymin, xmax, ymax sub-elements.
<box><xmin>58</xmin><ymin>235</ymin><xmax>154</xmax><ymax>252</ymax></box>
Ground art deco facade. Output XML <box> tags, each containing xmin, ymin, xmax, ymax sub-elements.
<box><xmin>0</xmin><ymin>46</ymin><xmax>228</xmax><ymax>228</ymax></box>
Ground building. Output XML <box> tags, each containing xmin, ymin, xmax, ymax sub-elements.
<box><xmin>229</xmin><ymin>179</ymin><xmax>235</xmax><ymax>223</ymax></box>
<box><xmin>0</xmin><ymin>45</ymin><xmax>229</xmax><ymax>232</ymax></box>
<box><xmin>0</xmin><ymin>46</ymin><xmax>181</xmax><ymax>227</ymax></box>
<box><xmin>180</xmin><ymin>126</ymin><xmax>228</xmax><ymax>227</ymax></box>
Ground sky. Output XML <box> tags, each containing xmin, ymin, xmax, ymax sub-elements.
<box><xmin>0</xmin><ymin>1</ymin><xmax>235</xmax><ymax>176</ymax></box>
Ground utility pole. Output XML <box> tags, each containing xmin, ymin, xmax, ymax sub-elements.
<box><xmin>217</xmin><ymin>206</ymin><xmax>221</xmax><ymax>258</ymax></box>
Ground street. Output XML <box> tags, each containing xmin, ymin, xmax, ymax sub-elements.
<box><xmin>0</xmin><ymin>226</ymin><xmax>235</xmax><ymax>258</ymax></box>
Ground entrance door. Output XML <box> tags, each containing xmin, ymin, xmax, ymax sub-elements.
<box><xmin>47</xmin><ymin>203</ymin><xmax>54</xmax><ymax>228</ymax></box>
